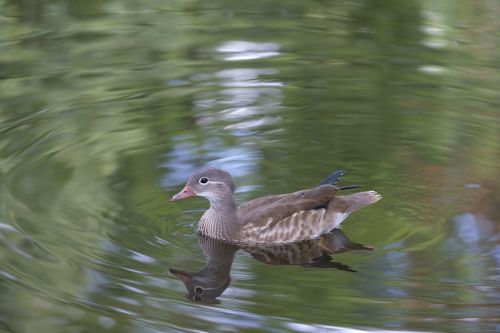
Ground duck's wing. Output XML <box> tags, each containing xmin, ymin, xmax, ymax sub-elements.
<box><xmin>237</xmin><ymin>168</ymin><xmax>346</xmax><ymax>218</ymax></box>
<box><xmin>238</xmin><ymin>190</ymin><xmax>381</xmax><ymax>244</ymax></box>
<box><xmin>237</xmin><ymin>193</ymin><xmax>290</xmax><ymax>217</ymax></box>
<box><xmin>237</xmin><ymin>184</ymin><xmax>339</xmax><ymax>225</ymax></box>
<box><xmin>236</xmin><ymin>185</ymin><xmax>339</xmax><ymax>244</ymax></box>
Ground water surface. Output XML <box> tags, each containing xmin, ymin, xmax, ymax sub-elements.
<box><xmin>1</xmin><ymin>1</ymin><xmax>499</xmax><ymax>332</ymax></box>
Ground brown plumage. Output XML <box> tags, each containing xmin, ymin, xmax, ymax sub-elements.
<box><xmin>171</xmin><ymin>167</ymin><xmax>381</xmax><ymax>244</ymax></box>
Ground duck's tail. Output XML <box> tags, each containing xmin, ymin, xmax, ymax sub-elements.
<box><xmin>325</xmin><ymin>191</ymin><xmax>382</xmax><ymax>229</ymax></box>
<box><xmin>340</xmin><ymin>191</ymin><xmax>382</xmax><ymax>214</ymax></box>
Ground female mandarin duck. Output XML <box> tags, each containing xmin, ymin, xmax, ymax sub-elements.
<box><xmin>171</xmin><ymin>167</ymin><xmax>381</xmax><ymax>244</ymax></box>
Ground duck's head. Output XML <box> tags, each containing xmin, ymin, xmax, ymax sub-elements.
<box><xmin>171</xmin><ymin>167</ymin><xmax>235</xmax><ymax>202</ymax></box>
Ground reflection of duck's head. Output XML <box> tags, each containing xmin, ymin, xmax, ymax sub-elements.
<box><xmin>169</xmin><ymin>268</ymin><xmax>230</xmax><ymax>304</ymax></box>
<box><xmin>170</xmin><ymin>235</ymin><xmax>238</xmax><ymax>304</ymax></box>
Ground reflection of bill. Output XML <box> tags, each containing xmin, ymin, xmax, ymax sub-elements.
<box><xmin>169</xmin><ymin>229</ymin><xmax>372</xmax><ymax>304</ymax></box>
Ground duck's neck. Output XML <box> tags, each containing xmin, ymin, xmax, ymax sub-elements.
<box><xmin>198</xmin><ymin>194</ymin><xmax>239</xmax><ymax>240</ymax></box>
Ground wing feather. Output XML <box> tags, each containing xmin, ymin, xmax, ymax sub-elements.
<box><xmin>237</xmin><ymin>184</ymin><xmax>339</xmax><ymax>225</ymax></box>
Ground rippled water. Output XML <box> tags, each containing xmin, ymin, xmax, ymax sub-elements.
<box><xmin>1</xmin><ymin>1</ymin><xmax>500</xmax><ymax>332</ymax></box>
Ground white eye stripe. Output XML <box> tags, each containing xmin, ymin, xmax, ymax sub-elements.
<box><xmin>198</xmin><ymin>178</ymin><xmax>225</xmax><ymax>186</ymax></box>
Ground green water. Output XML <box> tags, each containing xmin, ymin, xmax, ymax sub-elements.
<box><xmin>1</xmin><ymin>0</ymin><xmax>499</xmax><ymax>332</ymax></box>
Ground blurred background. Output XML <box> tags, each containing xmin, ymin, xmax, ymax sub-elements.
<box><xmin>0</xmin><ymin>0</ymin><xmax>499</xmax><ymax>332</ymax></box>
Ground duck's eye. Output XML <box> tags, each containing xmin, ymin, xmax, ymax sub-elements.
<box><xmin>194</xmin><ymin>286</ymin><xmax>204</xmax><ymax>294</ymax></box>
<box><xmin>199</xmin><ymin>177</ymin><xmax>209</xmax><ymax>185</ymax></box>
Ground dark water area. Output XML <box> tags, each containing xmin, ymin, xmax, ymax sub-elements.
<box><xmin>1</xmin><ymin>1</ymin><xmax>499</xmax><ymax>332</ymax></box>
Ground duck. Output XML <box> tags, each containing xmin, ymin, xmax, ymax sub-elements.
<box><xmin>171</xmin><ymin>167</ymin><xmax>381</xmax><ymax>244</ymax></box>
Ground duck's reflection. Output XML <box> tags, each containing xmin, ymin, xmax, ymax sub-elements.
<box><xmin>169</xmin><ymin>236</ymin><xmax>238</xmax><ymax>303</ymax></box>
<box><xmin>169</xmin><ymin>229</ymin><xmax>371</xmax><ymax>303</ymax></box>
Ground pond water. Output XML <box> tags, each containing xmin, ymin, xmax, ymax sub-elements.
<box><xmin>1</xmin><ymin>1</ymin><xmax>499</xmax><ymax>332</ymax></box>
